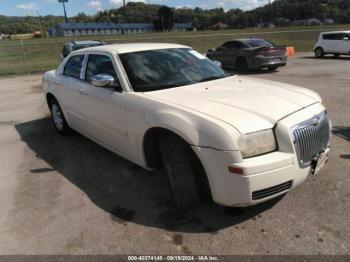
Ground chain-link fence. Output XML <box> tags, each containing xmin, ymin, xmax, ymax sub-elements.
<box><xmin>0</xmin><ymin>27</ymin><xmax>346</xmax><ymax>76</ymax></box>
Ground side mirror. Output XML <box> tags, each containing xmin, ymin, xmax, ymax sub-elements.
<box><xmin>212</xmin><ymin>60</ymin><xmax>222</xmax><ymax>68</ymax></box>
<box><xmin>91</xmin><ymin>74</ymin><xmax>115</xmax><ymax>87</ymax></box>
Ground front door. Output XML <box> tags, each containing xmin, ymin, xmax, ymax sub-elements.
<box><xmin>78</xmin><ymin>53</ymin><xmax>130</xmax><ymax>157</ymax></box>
<box><xmin>337</xmin><ymin>33</ymin><xmax>350</xmax><ymax>54</ymax></box>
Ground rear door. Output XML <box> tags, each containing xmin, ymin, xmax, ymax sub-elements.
<box><xmin>58</xmin><ymin>54</ymin><xmax>89</xmax><ymax>131</ymax></box>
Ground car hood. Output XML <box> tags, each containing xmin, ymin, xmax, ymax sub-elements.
<box><xmin>144</xmin><ymin>76</ymin><xmax>321</xmax><ymax>134</ymax></box>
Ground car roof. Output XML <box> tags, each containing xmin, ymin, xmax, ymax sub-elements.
<box><xmin>78</xmin><ymin>43</ymin><xmax>190</xmax><ymax>54</ymax></box>
<box><xmin>239</xmin><ymin>38</ymin><xmax>267</xmax><ymax>42</ymax></box>
<box><xmin>67</xmin><ymin>40</ymin><xmax>104</xmax><ymax>45</ymax></box>
<box><xmin>321</xmin><ymin>31</ymin><xmax>350</xmax><ymax>34</ymax></box>
<box><xmin>224</xmin><ymin>38</ymin><xmax>267</xmax><ymax>43</ymax></box>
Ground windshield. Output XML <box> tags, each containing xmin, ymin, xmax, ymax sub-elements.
<box><xmin>119</xmin><ymin>48</ymin><xmax>228</xmax><ymax>92</ymax></box>
<box><xmin>244</xmin><ymin>39</ymin><xmax>275</xmax><ymax>48</ymax></box>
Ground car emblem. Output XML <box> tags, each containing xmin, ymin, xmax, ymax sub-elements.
<box><xmin>313</xmin><ymin>117</ymin><xmax>321</xmax><ymax>126</ymax></box>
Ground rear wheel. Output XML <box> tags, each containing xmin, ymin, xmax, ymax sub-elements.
<box><xmin>236</xmin><ymin>57</ymin><xmax>249</xmax><ymax>73</ymax></box>
<box><xmin>315</xmin><ymin>47</ymin><xmax>324</xmax><ymax>58</ymax></box>
<box><xmin>158</xmin><ymin>134</ymin><xmax>200</xmax><ymax>211</ymax></box>
<box><xmin>49</xmin><ymin>98</ymin><xmax>71</xmax><ymax>135</ymax></box>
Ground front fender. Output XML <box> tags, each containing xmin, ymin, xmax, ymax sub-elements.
<box><xmin>125</xmin><ymin>94</ymin><xmax>240</xmax><ymax>167</ymax></box>
<box><xmin>144</xmin><ymin>109</ymin><xmax>238</xmax><ymax>150</ymax></box>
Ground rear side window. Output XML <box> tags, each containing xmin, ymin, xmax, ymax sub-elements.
<box><xmin>63</xmin><ymin>55</ymin><xmax>84</xmax><ymax>79</ymax></box>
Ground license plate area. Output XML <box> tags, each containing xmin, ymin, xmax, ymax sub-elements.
<box><xmin>311</xmin><ymin>148</ymin><xmax>330</xmax><ymax>175</ymax></box>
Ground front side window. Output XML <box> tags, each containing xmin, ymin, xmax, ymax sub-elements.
<box><xmin>223</xmin><ymin>41</ymin><xmax>246</xmax><ymax>49</ymax></box>
<box><xmin>119</xmin><ymin>48</ymin><xmax>228</xmax><ymax>92</ymax></box>
<box><xmin>63</xmin><ymin>55</ymin><xmax>84</xmax><ymax>79</ymax></box>
<box><xmin>223</xmin><ymin>41</ymin><xmax>235</xmax><ymax>48</ymax></box>
<box><xmin>85</xmin><ymin>54</ymin><xmax>119</xmax><ymax>87</ymax></box>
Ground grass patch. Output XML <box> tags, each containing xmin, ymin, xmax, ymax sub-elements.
<box><xmin>1</xmin><ymin>24</ymin><xmax>350</xmax><ymax>76</ymax></box>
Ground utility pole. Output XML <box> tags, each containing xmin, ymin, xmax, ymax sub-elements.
<box><xmin>123</xmin><ymin>0</ymin><xmax>126</xmax><ymax>7</ymax></box>
<box><xmin>58</xmin><ymin>0</ymin><xmax>68</xmax><ymax>23</ymax></box>
<box><xmin>268</xmin><ymin>0</ymin><xmax>271</xmax><ymax>26</ymax></box>
<box><xmin>63</xmin><ymin>1</ymin><xmax>68</xmax><ymax>23</ymax></box>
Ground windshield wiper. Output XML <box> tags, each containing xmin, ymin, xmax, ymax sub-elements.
<box><xmin>142</xmin><ymin>81</ymin><xmax>194</xmax><ymax>92</ymax></box>
<box><xmin>158</xmin><ymin>81</ymin><xmax>195</xmax><ymax>89</ymax></box>
<box><xmin>196</xmin><ymin>75</ymin><xmax>228</xmax><ymax>83</ymax></box>
<box><xmin>141</xmin><ymin>77</ymin><xmax>228</xmax><ymax>92</ymax></box>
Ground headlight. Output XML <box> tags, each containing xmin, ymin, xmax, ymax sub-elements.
<box><xmin>238</xmin><ymin>129</ymin><xmax>277</xmax><ymax>158</ymax></box>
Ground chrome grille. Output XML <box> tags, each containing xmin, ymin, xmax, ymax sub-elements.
<box><xmin>292</xmin><ymin>111</ymin><xmax>330</xmax><ymax>167</ymax></box>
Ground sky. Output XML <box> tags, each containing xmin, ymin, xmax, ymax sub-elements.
<box><xmin>0</xmin><ymin>0</ymin><xmax>273</xmax><ymax>17</ymax></box>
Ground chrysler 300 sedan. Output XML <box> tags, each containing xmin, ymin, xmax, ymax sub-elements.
<box><xmin>43</xmin><ymin>43</ymin><xmax>331</xmax><ymax>210</ymax></box>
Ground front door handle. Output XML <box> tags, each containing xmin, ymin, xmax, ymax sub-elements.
<box><xmin>79</xmin><ymin>89</ymin><xmax>88</xmax><ymax>95</ymax></box>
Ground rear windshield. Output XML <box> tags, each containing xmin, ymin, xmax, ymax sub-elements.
<box><xmin>244</xmin><ymin>39</ymin><xmax>275</xmax><ymax>48</ymax></box>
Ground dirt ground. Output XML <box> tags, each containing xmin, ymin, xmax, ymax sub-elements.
<box><xmin>0</xmin><ymin>53</ymin><xmax>349</xmax><ymax>255</ymax></box>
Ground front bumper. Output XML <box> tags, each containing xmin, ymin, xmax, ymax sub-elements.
<box><xmin>192</xmin><ymin>103</ymin><xmax>331</xmax><ymax>207</ymax></box>
<box><xmin>191</xmin><ymin>148</ymin><xmax>309</xmax><ymax>206</ymax></box>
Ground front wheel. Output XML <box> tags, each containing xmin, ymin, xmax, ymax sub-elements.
<box><xmin>158</xmin><ymin>134</ymin><xmax>200</xmax><ymax>211</ymax></box>
<box><xmin>315</xmin><ymin>47</ymin><xmax>324</xmax><ymax>58</ymax></box>
<box><xmin>50</xmin><ymin>98</ymin><xmax>71</xmax><ymax>135</ymax></box>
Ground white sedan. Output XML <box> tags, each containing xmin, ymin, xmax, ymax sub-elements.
<box><xmin>43</xmin><ymin>43</ymin><xmax>331</xmax><ymax>210</ymax></box>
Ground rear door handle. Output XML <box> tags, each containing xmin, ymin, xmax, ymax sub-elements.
<box><xmin>79</xmin><ymin>89</ymin><xmax>88</xmax><ymax>95</ymax></box>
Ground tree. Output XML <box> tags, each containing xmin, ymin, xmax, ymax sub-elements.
<box><xmin>73</xmin><ymin>12</ymin><xmax>93</xmax><ymax>23</ymax></box>
<box><xmin>156</xmin><ymin>6</ymin><xmax>174</xmax><ymax>31</ymax></box>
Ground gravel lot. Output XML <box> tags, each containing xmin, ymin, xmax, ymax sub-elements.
<box><xmin>0</xmin><ymin>53</ymin><xmax>349</xmax><ymax>255</ymax></box>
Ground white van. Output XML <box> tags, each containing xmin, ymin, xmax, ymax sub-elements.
<box><xmin>314</xmin><ymin>31</ymin><xmax>350</xmax><ymax>58</ymax></box>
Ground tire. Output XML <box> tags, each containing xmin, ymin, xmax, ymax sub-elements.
<box><xmin>49</xmin><ymin>98</ymin><xmax>71</xmax><ymax>135</ymax></box>
<box><xmin>158</xmin><ymin>134</ymin><xmax>200</xmax><ymax>211</ymax></box>
<box><xmin>236</xmin><ymin>57</ymin><xmax>249</xmax><ymax>73</ymax></box>
<box><xmin>315</xmin><ymin>47</ymin><xmax>324</xmax><ymax>58</ymax></box>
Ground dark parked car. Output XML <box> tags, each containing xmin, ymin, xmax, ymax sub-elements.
<box><xmin>61</xmin><ymin>40</ymin><xmax>105</xmax><ymax>60</ymax></box>
<box><xmin>206</xmin><ymin>38</ymin><xmax>287</xmax><ymax>72</ymax></box>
